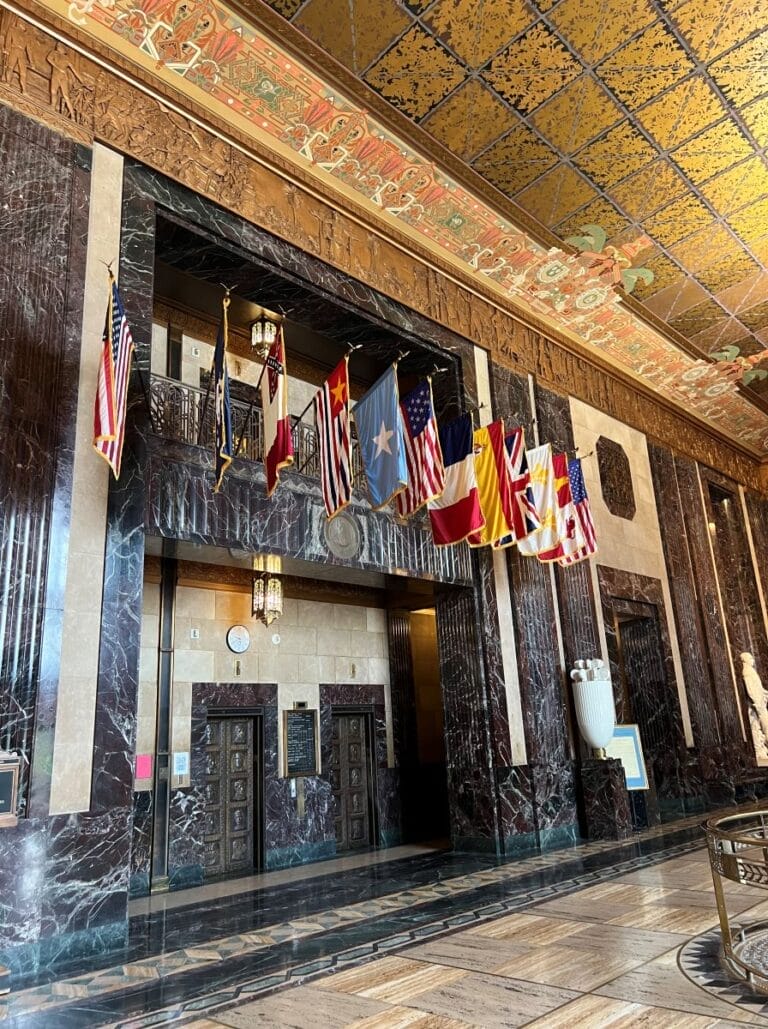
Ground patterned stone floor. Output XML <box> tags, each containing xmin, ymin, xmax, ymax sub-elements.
<box><xmin>2</xmin><ymin>806</ymin><xmax>767</xmax><ymax>1027</ymax></box>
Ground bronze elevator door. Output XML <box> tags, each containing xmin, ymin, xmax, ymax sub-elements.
<box><xmin>203</xmin><ymin>717</ymin><xmax>259</xmax><ymax>878</ymax></box>
<box><xmin>330</xmin><ymin>713</ymin><xmax>373</xmax><ymax>852</ymax></box>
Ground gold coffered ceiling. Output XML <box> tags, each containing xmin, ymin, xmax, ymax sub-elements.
<box><xmin>264</xmin><ymin>0</ymin><xmax>768</xmax><ymax>370</ymax></box>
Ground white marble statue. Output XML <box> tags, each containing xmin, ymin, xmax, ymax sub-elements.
<box><xmin>570</xmin><ymin>658</ymin><xmax>616</xmax><ymax>756</ymax></box>
<box><xmin>741</xmin><ymin>652</ymin><xmax>768</xmax><ymax>762</ymax></box>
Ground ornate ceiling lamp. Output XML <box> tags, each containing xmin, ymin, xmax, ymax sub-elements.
<box><xmin>250</xmin><ymin>309</ymin><xmax>279</xmax><ymax>358</ymax></box>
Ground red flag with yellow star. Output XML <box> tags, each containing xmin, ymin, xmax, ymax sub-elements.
<box><xmin>314</xmin><ymin>356</ymin><xmax>352</xmax><ymax>519</ymax></box>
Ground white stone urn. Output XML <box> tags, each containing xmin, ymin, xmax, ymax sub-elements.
<box><xmin>570</xmin><ymin>659</ymin><xmax>616</xmax><ymax>758</ymax></box>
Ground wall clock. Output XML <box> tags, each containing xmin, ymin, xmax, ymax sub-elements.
<box><xmin>226</xmin><ymin>624</ymin><xmax>251</xmax><ymax>654</ymax></box>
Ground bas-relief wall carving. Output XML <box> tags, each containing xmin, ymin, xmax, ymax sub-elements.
<box><xmin>0</xmin><ymin>9</ymin><xmax>765</xmax><ymax>493</ymax></box>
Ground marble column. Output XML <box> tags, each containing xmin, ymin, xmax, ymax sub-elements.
<box><xmin>580</xmin><ymin>758</ymin><xmax>632</xmax><ymax>841</ymax></box>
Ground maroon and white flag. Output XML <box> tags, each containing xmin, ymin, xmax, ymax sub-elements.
<box><xmin>261</xmin><ymin>325</ymin><xmax>294</xmax><ymax>496</ymax></box>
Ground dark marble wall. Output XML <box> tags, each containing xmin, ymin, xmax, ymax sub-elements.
<box><xmin>648</xmin><ymin>446</ymin><xmax>744</xmax><ymax>797</ymax></box>
<box><xmin>0</xmin><ymin>108</ymin><xmax>137</xmax><ymax>978</ymax></box>
<box><xmin>597</xmin><ymin>566</ymin><xmax>689</xmax><ymax>811</ymax></box>
<box><xmin>163</xmin><ymin>681</ymin><xmax>399</xmax><ymax>884</ymax></box>
<box><xmin>702</xmin><ymin>471</ymin><xmax>768</xmax><ymax>726</ymax></box>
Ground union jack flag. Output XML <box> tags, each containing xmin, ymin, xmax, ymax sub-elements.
<box><xmin>93</xmin><ymin>274</ymin><xmax>135</xmax><ymax>480</ymax></box>
<box><xmin>559</xmin><ymin>457</ymin><xmax>597</xmax><ymax>566</ymax></box>
<box><xmin>396</xmin><ymin>379</ymin><xmax>445</xmax><ymax>516</ymax></box>
<box><xmin>315</xmin><ymin>356</ymin><xmax>352</xmax><ymax>518</ymax></box>
<box><xmin>493</xmin><ymin>426</ymin><xmax>541</xmax><ymax>548</ymax></box>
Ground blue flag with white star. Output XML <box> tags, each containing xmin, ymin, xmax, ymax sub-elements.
<box><xmin>352</xmin><ymin>364</ymin><xmax>407</xmax><ymax>510</ymax></box>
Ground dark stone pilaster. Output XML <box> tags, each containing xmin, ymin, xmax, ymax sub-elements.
<box><xmin>580</xmin><ymin>758</ymin><xmax>632</xmax><ymax>841</ymax></box>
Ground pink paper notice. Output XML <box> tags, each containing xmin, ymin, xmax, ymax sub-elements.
<box><xmin>135</xmin><ymin>754</ymin><xmax>153</xmax><ymax>779</ymax></box>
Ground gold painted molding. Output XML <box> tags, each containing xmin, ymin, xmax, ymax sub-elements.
<box><xmin>0</xmin><ymin>6</ymin><xmax>765</xmax><ymax>493</ymax></box>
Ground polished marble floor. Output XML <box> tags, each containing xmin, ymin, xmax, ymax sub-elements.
<box><xmin>3</xmin><ymin>807</ymin><xmax>767</xmax><ymax>1027</ymax></box>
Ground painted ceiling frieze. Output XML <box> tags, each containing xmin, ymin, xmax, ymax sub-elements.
<box><xmin>46</xmin><ymin>0</ymin><xmax>768</xmax><ymax>453</ymax></box>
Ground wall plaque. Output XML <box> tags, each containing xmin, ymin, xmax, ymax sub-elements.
<box><xmin>0</xmin><ymin>753</ymin><xmax>20</xmax><ymax>827</ymax></box>
<box><xmin>604</xmin><ymin>724</ymin><xmax>649</xmax><ymax>791</ymax></box>
<box><xmin>283</xmin><ymin>710</ymin><xmax>319</xmax><ymax>777</ymax></box>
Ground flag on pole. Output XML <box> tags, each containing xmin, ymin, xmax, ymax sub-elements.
<box><xmin>537</xmin><ymin>452</ymin><xmax>584</xmax><ymax>562</ymax></box>
<box><xmin>396</xmin><ymin>379</ymin><xmax>445</xmax><ymax>517</ymax></box>
<box><xmin>428</xmin><ymin>414</ymin><xmax>485</xmax><ymax>546</ymax></box>
<box><xmin>517</xmin><ymin>443</ymin><xmax>559</xmax><ymax>556</ymax></box>
<box><xmin>212</xmin><ymin>295</ymin><xmax>233</xmax><ymax>493</ymax></box>
<box><xmin>315</xmin><ymin>356</ymin><xmax>352</xmax><ymax>519</ymax></box>
<box><xmin>559</xmin><ymin>458</ymin><xmax>597</xmax><ymax>567</ymax></box>
<box><xmin>261</xmin><ymin>324</ymin><xmax>294</xmax><ymax>496</ymax></box>
<box><xmin>93</xmin><ymin>272</ymin><xmax>135</xmax><ymax>480</ymax></box>
<box><xmin>352</xmin><ymin>365</ymin><xmax>407</xmax><ymax>510</ymax></box>
<box><xmin>493</xmin><ymin>426</ymin><xmax>541</xmax><ymax>549</ymax></box>
<box><xmin>468</xmin><ymin>420</ymin><xmax>515</xmax><ymax>547</ymax></box>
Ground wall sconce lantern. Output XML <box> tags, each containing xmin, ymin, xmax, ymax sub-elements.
<box><xmin>252</xmin><ymin>553</ymin><xmax>283</xmax><ymax>626</ymax></box>
<box><xmin>250</xmin><ymin>310</ymin><xmax>279</xmax><ymax>358</ymax></box>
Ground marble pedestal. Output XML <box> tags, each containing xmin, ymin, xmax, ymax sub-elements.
<box><xmin>580</xmin><ymin>758</ymin><xmax>633</xmax><ymax>841</ymax></box>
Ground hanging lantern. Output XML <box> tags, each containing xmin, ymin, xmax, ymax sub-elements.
<box><xmin>252</xmin><ymin>571</ymin><xmax>283</xmax><ymax>625</ymax></box>
<box><xmin>250</xmin><ymin>311</ymin><xmax>279</xmax><ymax>357</ymax></box>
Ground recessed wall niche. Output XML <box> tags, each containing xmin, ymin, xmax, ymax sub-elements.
<box><xmin>596</xmin><ymin>436</ymin><xmax>636</xmax><ymax>520</ymax></box>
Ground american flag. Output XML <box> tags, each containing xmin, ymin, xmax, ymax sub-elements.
<box><xmin>396</xmin><ymin>379</ymin><xmax>445</xmax><ymax>516</ymax></box>
<box><xmin>559</xmin><ymin>458</ymin><xmax>597</xmax><ymax>566</ymax></box>
<box><xmin>315</xmin><ymin>356</ymin><xmax>352</xmax><ymax>518</ymax></box>
<box><xmin>93</xmin><ymin>275</ymin><xmax>135</xmax><ymax>479</ymax></box>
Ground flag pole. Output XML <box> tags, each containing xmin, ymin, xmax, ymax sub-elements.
<box><xmin>199</xmin><ymin>287</ymin><xmax>231</xmax><ymax>445</ymax></box>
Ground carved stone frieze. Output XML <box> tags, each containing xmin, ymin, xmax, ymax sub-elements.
<box><xmin>0</xmin><ymin>8</ymin><xmax>765</xmax><ymax>493</ymax></box>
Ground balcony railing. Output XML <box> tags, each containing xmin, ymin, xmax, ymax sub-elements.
<box><xmin>149</xmin><ymin>373</ymin><xmax>365</xmax><ymax>484</ymax></box>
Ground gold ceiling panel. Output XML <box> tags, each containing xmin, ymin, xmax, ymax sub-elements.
<box><xmin>636</xmin><ymin>77</ymin><xmax>725</xmax><ymax>150</ymax></box>
<box><xmin>643</xmin><ymin>194</ymin><xmax>711</xmax><ymax>247</ymax></box>
<box><xmin>710</xmin><ymin>31</ymin><xmax>768</xmax><ymax>108</ymax></box>
<box><xmin>669</xmin><ymin>223</ymin><xmax>741</xmax><ymax>273</ymax></box>
<box><xmin>364</xmin><ymin>24</ymin><xmax>466</xmax><ymax>118</ymax></box>
<box><xmin>668</xmin><ymin>298</ymin><xmax>726</xmax><ymax>338</ymax></box>
<box><xmin>671</xmin><ymin>0</ymin><xmax>765</xmax><ymax>61</ymax></box>
<box><xmin>672</xmin><ymin>119</ymin><xmax>753</xmax><ymax>184</ymax></box>
<box><xmin>424</xmin><ymin>80</ymin><xmax>516</xmax><ymax>160</ymax></box>
<box><xmin>635</xmin><ymin>253</ymin><xmax>686</xmax><ymax>297</ymax></box>
<box><xmin>728</xmin><ymin>197</ymin><xmax>768</xmax><ymax>246</ymax></box>
<box><xmin>696</xmin><ymin>252</ymin><xmax>763</xmax><ymax>297</ymax></box>
<box><xmin>611</xmin><ymin>160</ymin><xmax>688</xmax><ymax>221</ymax></box>
<box><xmin>669</xmin><ymin>0</ymin><xmax>768</xmax><ymax>61</ymax></box>
<box><xmin>515</xmin><ymin>164</ymin><xmax>596</xmax><ymax>227</ymax></box>
<box><xmin>743</xmin><ymin>96</ymin><xmax>768</xmax><ymax>149</ymax></box>
<box><xmin>550</xmin><ymin>0</ymin><xmax>657</xmax><ymax>64</ymax></box>
<box><xmin>699</xmin><ymin>158</ymin><xmax>768</xmax><ymax>216</ymax></box>
<box><xmin>596</xmin><ymin>23</ymin><xmax>695</xmax><ymax>110</ymax></box>
<box><xmin>424</xmin><ymin>0</ymin><xmax>535</xmax><ymax>68</ymax></box>
<box><xmin>482</xmin><ymin>23</ymin><xmax>582</xmax><ymax>114</ymax></box>
<box><xmin>575</xmin><ymin>120</ymin><xmax>658</xmax><ymax>189</ymax></box>
<box><xmin>555</xmin><ymin>196</ymin><xmax>628</xmax><ymax>239</ymax></box>
<box><xmin>295</xmin><ymin>0</ymin><xmax>411</xmax><ymax>73</ymax></box>
<box><xmin>530</xmin><ymin>75</ymin><xmax>622</xmax><ymax>155</ymax></box>
<box><xmin>738</xmin><ymin>299</ymin><xmax>768</xmax><ymax>333</ymax></box>
<box><xmin>472</xmin><ymin>122</ymin><xmax>559</xmax><ymax>195</ymax></box>
<box><xmin>260</xmin><ymin>0</ymin><xmax>768</xmax><ymax>404</ymax></box>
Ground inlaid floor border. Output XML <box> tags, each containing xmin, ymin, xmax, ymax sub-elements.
<box><xmin>114</xmin><ymin>835</ymin><xmax>707</xmax><ymax>1028</ymax></box>
<box><xmin>679</xmin><ymin>925</ymin><xmax>768</xmax><ymax>1020</ymax></box>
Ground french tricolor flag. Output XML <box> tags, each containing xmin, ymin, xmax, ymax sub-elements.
<box><xmin>428</xmin><ymin>414</ymin><xmax>485</xmax><ymax>547</ymax></box>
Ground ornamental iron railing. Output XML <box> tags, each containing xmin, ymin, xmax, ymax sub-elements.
<box><xmin>148</xmin><ymin>373</ymin><xmax>365</xmax><ymax>484</ymax></box>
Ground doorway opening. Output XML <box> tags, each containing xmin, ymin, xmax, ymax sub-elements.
<box><xmin>203</xmin><ymin>713</ymin><xmax>264</xmax><ymax>878</ymax></box>
<box><xmin>404</xmin><ymin>608</ymin><xmax>451</xmax><ymax>842</ymax></box>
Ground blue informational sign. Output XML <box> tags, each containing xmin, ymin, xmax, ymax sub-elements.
<box><xmin>605</xmin><ymin>724</ymin><xmax>649</xmax><ymax>791</ymax></box>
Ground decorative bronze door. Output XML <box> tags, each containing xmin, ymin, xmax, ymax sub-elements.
<box><xmin>203</xmin><ymin>717</ymin><xmax>258</xmax><ymax>877</ymax></box>
<box><xmin>330</xmin><ymin>713</ymin><xmax>372</xmax><ymax>852</ymax></box>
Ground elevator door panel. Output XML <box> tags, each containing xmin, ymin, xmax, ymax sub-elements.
<box><xmin>330</xmin><ymin>714</ymin><xmax>371</xmax><ymax>852</ymax></box>
<box><xmin>203</xmin><ymin>717</ymin><xmax>256</xmax><ymax>877</ymax></box>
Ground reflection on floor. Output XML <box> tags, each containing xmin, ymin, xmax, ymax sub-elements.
<box><xmin>3</xmin><ymin>807</ymin><xmax>767</xmax><ymax>1027</ymax></box>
